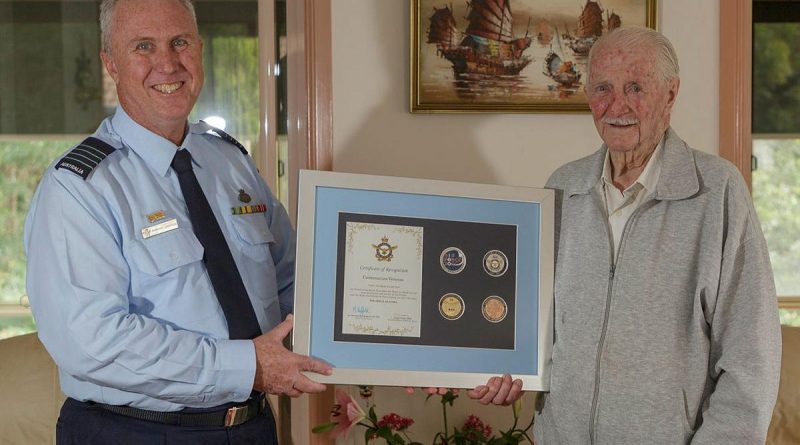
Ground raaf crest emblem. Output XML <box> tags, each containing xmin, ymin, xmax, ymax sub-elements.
<box><xmin>371</xmin><ymin>236</ymin><xmax>398</xmax><ymax>262</ymax></box>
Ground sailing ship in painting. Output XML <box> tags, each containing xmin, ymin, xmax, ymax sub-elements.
<box><xmin>426</xmin><ymin>0</ymin><xmax>533</xmax><ymax>77</ymax></box>
<box><xmin>567</xmin><ymin>0</ymin><xmax>623</xmax><ymax>56</ymax></box>
<box><xmin>543</xmin><ymin>26</ymin><xmax>581</xmax><ymax>89</ymax></box>
<box><xmin>536</xmin><ymin>20</ymin><xmax>553</xmax><ymax>46</ymax></box>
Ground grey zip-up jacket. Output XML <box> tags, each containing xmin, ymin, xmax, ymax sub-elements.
<box><xmin>533</xmin><ymin>129</ymin><xmax>781</xmax><ymax>444</ymax></box>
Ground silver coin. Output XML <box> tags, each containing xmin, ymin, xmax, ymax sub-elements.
<box><xmin>483</xmin><ymin>250</ymin><xmax>508</xmax><ymax>277</ymax></box>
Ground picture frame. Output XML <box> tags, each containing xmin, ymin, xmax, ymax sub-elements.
<box><xmin>292</xmin><ymin>170</ymin><xmax>554</xmax><ymax>390</ymax></box>
<box><xmin>411</xmin><ymin>0</ymin><xmax>658</xmax><ymax>113</ymax></box>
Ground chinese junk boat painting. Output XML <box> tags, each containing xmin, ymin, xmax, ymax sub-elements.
<box><xmin>412</xmin><ymin>0</ymin><xmax>656</xmax><ymax>112</ymax></box>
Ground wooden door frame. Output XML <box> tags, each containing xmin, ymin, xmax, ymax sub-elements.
<box><xmin>719</xmin><ymin>0</ymin><xmax>752</xmax><ymax>188</ymax></box>
<box><xmin>286</xmin><ymin>0</ymin><xmax>334</xmax><ymax>444</ymax></box>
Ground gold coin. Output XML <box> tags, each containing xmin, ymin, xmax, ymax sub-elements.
<box><xmin>438</xmin><ymin>293</ymin><xmax>465</xmax><ymax>321</ymax></box>
<box><xmin>482</xmin><ymin>296</ymin><xmax>507</xmax><ymax>323</ymax></box>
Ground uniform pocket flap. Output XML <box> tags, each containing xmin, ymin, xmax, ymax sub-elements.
<box><xmin>230</xmin><ymin>214</ymin><xmax>276</xmax><ymax>246</ymax></box>
<box><xmin>129</xmin><ymin>227</ymin><xmax>204</xmax><ymax>275</ymax></box>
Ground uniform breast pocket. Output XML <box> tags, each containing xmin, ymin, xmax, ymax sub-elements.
<box><xmin>229</xmin><ymin>213</ymin><xmax>276</xmax><ymax>262</ymax></box>
<box><xmin>129</xmin><ymin>226</ymin><xmax>205</xmax><ymax>276</ymax></box>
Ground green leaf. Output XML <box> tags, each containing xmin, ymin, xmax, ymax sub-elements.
<box><xmin>364</xmin><ymin>428</ymin><xmax>374</xmax><ymax>444</ymax></box>
<box><xmin>311</xmin><ymin>422</ymin><xmax>337</xmax><ymax>434</ymax></box>
<box><xmin>369</xmin><ymin>405</ymin><xmax>378</xmax><ymax>423</ymax></box>
<box><xmin>441</xmin><ymin>390</ymin><xmax>458</xmax><ymax>406</ymax></box>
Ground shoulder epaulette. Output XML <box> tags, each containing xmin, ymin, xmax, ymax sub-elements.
<box><xmin>55</xmin><ymin>137</ymin><xmax>116</xmax><ymax>180</ymax></box>
<box><xmin>202</xmin><ymin>123</ymin><xmax>249</xmax><ymax>156</ymax></box>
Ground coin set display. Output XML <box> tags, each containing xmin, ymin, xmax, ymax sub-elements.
<box><xmin>438</xmin><ymin>247</ymin><xmax>509</xmax><ymax>323</ymax></box>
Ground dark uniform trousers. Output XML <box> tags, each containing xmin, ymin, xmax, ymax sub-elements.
<box><xmin>56</xmin><ymin>398</ymin><xmax>279</xmax><ymax>445</ymax></box>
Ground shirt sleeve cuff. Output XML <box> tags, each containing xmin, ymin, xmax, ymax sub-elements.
<box><xmin>215</xmin><ymin>339</ymin><xmax>257</xmax><ymax>402</ymax></box>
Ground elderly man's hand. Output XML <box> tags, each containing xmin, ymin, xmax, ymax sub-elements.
<box><xmin>467</xmin><ymin>374</ymin><xmax>523</xmax><ymax>406</ymax></box>
<box><xmin>252</xmin><ymin>314</ymin><xmax>333</xmax><ymax>397</ymax></box>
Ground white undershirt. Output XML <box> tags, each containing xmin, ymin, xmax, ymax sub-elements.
<box><xmin>601</xmin><ymin>138</ymin><xmax>664</xmax><ymax>260</ymax></box>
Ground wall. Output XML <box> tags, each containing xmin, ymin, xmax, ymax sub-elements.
<box><xmin>329</xmin><ymin>0</ymin><xmax>720</xmax><ymax>442</ymax></box>
<box><xmin>332</xmin><ymin>0</ymin><xmax>719</xmax><ymax>187</ymax></box>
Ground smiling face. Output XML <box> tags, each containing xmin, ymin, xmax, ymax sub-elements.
<box><xmin>585</xmin><ymin>45</ymin><xmax>679</xmax><ymax>155</ymax></box>
<box><xmin>100</xmin><ymin>0</ymin><xmax>203</xmax><ymax>144</ymax></box>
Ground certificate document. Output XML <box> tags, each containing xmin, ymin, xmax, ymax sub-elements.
<box><xmin>340</xmin><ymin>221</ymin><xmax>424</xmax><ymax>337</ymax></box>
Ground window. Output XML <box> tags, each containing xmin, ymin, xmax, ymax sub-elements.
<box><xmin>0</xmin><ymin>0</ymin><xmax>286</xmax><ymax>339</ymax></box>
<box><xmin>752</xmin><ymin>1</ymin><xmax>800</xmax><ymax>326</ymax></box>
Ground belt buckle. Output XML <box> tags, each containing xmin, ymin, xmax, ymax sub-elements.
<box><xmin>224</xmin><ymin>405</ymin><xmax>249</xmax><ymax>427</ymax></box>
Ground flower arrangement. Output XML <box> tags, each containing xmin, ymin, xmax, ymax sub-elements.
<box><xmin>313</xmin><ymin>386</ymin><xmax>536</xmax><ymax>445</ymax></box>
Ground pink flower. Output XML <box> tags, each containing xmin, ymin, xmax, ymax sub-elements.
<box><xmin>463</xmin><ymin>414</ymin><xmax>493</xmax><ymax>440</ymax></box>
<box><xmin>330</xmin><ymin>389</ymin><xmax>367</xmax><ymax>439</ymax></box>
<box><xmin>377</xmin><ymin>412</ymin><xmax>415</xmax><ymax>431</ymax></box>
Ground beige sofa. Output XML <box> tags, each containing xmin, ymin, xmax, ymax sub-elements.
<box><xmin>1</xmin><ymin>327</ymin><xmax>798</xmax><ymax>445</ymax></box>
<box><xmin>0</xmin><ymin>333</ymin><xmax>64</xmax><ymax>445</ymax></box>
<box><xmin>767</xmin><ymin>325</ymin><xmax>800</xmax><ymax>445</ymax></box>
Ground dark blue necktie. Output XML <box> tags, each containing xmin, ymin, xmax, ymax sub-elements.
<box><xmin>171</xmin><ymin>149</ymin><xmax>261</xmax><ymax>339</ymax></box>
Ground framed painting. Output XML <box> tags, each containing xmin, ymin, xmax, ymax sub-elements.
<box><xmin>411</xmin><ymin>0</ymin><xmax>658</xmax><ymax>113</ymax></box>
<box><xmin>292</xmin><ymin>170</ymin><xmax>554</xmax><ymax>390</ymax></box>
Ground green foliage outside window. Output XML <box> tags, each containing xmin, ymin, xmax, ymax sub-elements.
<box><xmin>781</xmin><ymin>309</ymin><xmax>800</xmax><ymax>327</ymax></box>
<box><xmin>752</xmin><ymin>139</ymin><xmax>800</xmax><ymax>299</ymax></box>
<box><xmin>0</xmin><ymin>140</ymin><xmax>72</xmax><ymax>339</ymax></box>
<box><xmin>753</xmin><ymin>23</ymin><xmax>800</xmax><ymax>134</ymax></box>
<box><xmin>752</xmin><ymin>22</ymin><xmax>800</xmax><ymax>325</ymax></box>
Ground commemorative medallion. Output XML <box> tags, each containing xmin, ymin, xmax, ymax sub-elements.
<box><xmin>439</xmin><ymin>293</ymin><xmax>465</xmax><ymax>320</ymax></box>
<box><xmin>481</xmin><ymin>296</ymin><xmax>507</xmax><ymax>323</ymax></box>
<box><xmin>483</xmin><ymin>250</ymin><xmax>508</xmax><ymax>277</ymax></box>
<box><xmin>439</xmin><ymin>247</ymin><xmax>466</xmax><ymax>274</ymax></box>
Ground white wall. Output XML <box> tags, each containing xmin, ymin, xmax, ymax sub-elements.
<box><xmin>328</xmin><ymin>0</ymin><xmax>719</xmax><ymax>441</ymax></box>
<box><xmin>332</xmin><ymin>0</ymin><xmax>719</xmax><ymax>187</ymax></box>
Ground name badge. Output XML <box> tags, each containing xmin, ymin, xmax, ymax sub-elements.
<box><xmin>141</xmin><ymin>218</ymin><xmax>178</xmax><ymax>239</ymax></box>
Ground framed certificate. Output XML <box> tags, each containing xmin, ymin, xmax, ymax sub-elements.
<box><xmin>292</xmin><ymin>170</ymin><xmax>554</xmax><ymax>390</ymax></box>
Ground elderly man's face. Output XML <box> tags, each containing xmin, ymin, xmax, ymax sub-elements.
<box><xmin>586</xmin><ymin>46</ymin><xmax>679</xmax><ymax>154</ymax></box>
<box><xmin>101</xmin><ymin>0</ymin><xmax>203</xmax><ymax>140</ymax></box>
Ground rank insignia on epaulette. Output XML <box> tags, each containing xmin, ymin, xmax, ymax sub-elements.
<box><xmin>55</xmin><ymin>137</ymin><xmax>116</xmax><ymax>180</ymax></box>
<box><xmin>231</xmin><ymin>204</ymin><xmax>267</xmax><ymax>215</ymax></box>
<box><xmin>201</xmin><ymin>121</ymin><xmax>248</xmax><ymax>155</ymax></box>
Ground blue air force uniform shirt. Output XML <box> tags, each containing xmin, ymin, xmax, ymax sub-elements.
<box><xmin>23</xmin><ymin>107</ymin><xmax>296</xmax><ymax>411</ymax></box>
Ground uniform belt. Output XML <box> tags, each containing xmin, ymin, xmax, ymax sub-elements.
<box><xmin>89</xmin><ymin>393</ymin><xmax>267</xmax><ymax>427</ymax></box>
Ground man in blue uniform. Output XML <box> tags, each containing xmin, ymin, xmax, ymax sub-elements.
<box><xmin>24</xmin><ymin>0</ymin><xmax>331</xmax><ymax>443</ymax></box>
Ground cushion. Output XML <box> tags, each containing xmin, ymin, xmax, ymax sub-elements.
<box><xmin>0</xmin><ymin>333</ymin><xmax>64</xmax><ymax>445</ymax></box>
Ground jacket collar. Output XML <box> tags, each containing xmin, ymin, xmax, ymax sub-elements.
<box><xmin>567</xmin><ymin>127</ymin><xmax>699</xmax><ymax>201</ymax></box>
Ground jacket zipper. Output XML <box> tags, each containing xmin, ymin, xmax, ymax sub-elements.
<box><xmin>588</xmin><ymin>194</ymin><xmax>648</xmax><ymax>444</ymax></box>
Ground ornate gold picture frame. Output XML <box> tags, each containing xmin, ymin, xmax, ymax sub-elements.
<box><xmin>411</xmin><ymin>0</ymin><xmax>658</xmax><ymax>113</ymax></box>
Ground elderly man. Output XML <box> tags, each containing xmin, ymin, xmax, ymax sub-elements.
<box><xmin>24</xmin><ymin>0</ymin><xmax>331</xmax><ymax>443</ymax></box>
<box><xmin>472</xmin><ymin>27</ymin><xmax>782</xmax><ymax>444</ymax></box>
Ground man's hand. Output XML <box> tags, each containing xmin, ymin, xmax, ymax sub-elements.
<box><xmin>466</xmin><ymin>374</ymin><xmax>523</xmax><ymax>406</ymax></box>
<box><xmin>252</xmin><ymin>314</ymin><xmax>333</xmax><ymax>397</ymax></box>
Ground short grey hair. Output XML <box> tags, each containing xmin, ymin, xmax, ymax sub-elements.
<box><xmin>100</xmin><ymin>0</ymin><xmax>198</xmax><ymax>53</ymax></box>
<box><xmin>587</xmin><ymin>26</ymin><xmax>680</xmax><ymax>84</ymax></box>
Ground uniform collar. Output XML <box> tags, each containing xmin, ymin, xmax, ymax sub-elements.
<box><xmin>568</xmin><ymin>128</ymin><xmax>699</xmax><ymax>201</ymax></box>
<box><xmin>110</xmin><ymin>107</ymin><xmax>210</xmax><ymax>177</ymax></box>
